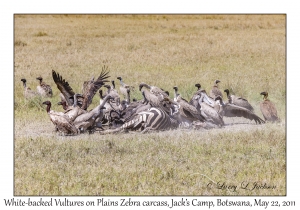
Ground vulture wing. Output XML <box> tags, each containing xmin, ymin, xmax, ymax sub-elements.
<box><xmin>233</xmin><ymin>97</ymin><xmax>254</xmax><ymax>111</ymax></box>
<box><xmin>81</xmin><ymin>65</ymin><xmax>110</xmax><ymax>110</ymax></box>
<box><xmin>224</xmin><ymin>103</ymin><xmax>265</xmax><ymax>124</ymax></box>
<box><xmin>52</xmin><ymin>70</ymin><xmax>75</xmax><ymax>106</ymax></box>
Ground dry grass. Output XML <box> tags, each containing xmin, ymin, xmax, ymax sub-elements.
<box><xmin>14</xmin><ymin>14</ymin><xmax>286</xmax><ymax>195</ymax></box>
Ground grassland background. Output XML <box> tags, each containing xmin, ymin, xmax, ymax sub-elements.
<box><xmin>14</xmin><ymin>15</ymin><xmax>285</xmax><ymax>195</ymax></box>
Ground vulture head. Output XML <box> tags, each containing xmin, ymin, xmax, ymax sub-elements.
<box><xmin>139</xmin><ymin>83</ymin><xmax>144</xmax><ymax>91</ymax></box>
<box><xmin>111</xmin><ymin>80</ymin><xmax>115</xmax><ymax>88</ymax></box>
<box><xmin>21</xmin><ymin>78</ymin><xmax>27</xmax><ymax>83</ymax></box>
<box><xmin>195</xmin><ymin>83</ymin><xmax>201</xmax><ymax>90</ymax></box>
<box><xmin>215</xmin><ymin>80</ymin><xmax>221</xmax><ymax>85</ymax></box>
<box><xmin>42</xmin><ymin>101</ymin><xmax>52</xmax><ymax>112</ymax></box>
<box><xmin>99</xmin><ymin>89</ymin><xmax>104</xmax><ymax>99</ymax></box>
<box><xmin>116</xmin><ymin>76</ymin><xmax>122</xmax><ymax>81</ymax></box>
<box><xmin>224</xmin><ymin>89</ymin><xmax>230</xmax><ymax>95</ymax></box>
<box><xmin>42</xmin><ymin>101</ymin><xmax>51</xmax><ymax>106</ymax></box>
<box><xmin>215</xmin><ymin>95</ymin><xmax>223</xmax><ymax>102</ymax></box>
<box><xmin>260</xmin><ymin>91</ymin><xmax>269</xmax><ymax>100</ymax></box>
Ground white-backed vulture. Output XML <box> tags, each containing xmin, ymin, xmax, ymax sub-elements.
<box><xmin>118</xmin><ymin>95</ymin><xmax>151</xmax><ymax>123</ymax></box>
<box><xmin>210</xmin><ymin>79</ymin><xmax>223</xmax><ymax>100</ymax></box>
<box><xmin>52</xmin><ymin>65</ymin><xmax>110</xmax><ymax>110</ymax></box>
<box><xmin>103</xmin><ymin>84</ymin><xmax>121</xmax><ymax>105</ymax></box>
<box><xmin>189</xmin><ymin>90</ymin><xmax>224</xmax><ymax>126</ymax></box>
<box><xmin>42</xmin><ymin>101</ymin><xmax>78</xmax><ymax>135</ymax></box>
<box><xmin>142</xmin><ymin>88</ymin><xmax>163</xmax><ymax>108</ymax></box>
<box><xmin>189</xmin><ymin>83</ymin><xmax>205</xmax><ymax>109</ymax></box>
<box><xmin>80</xmin><ymin>66</ymin><xmax>110</xmax><ymax>110</ymax></box>
<box><xmin>36</xmin><ymin>76</ymin><xmax>53</xmax><ymax>97</ymax></box>
<box><xmin>215</xmin><ymin>96</ymin><xmax>265</xmax><ymax>124</ymax></box>
<box><xmin>63</xmin><ymin>94</ymin><xmax>87</xmax><ymax>122</ymax></box>
<box><xmin>73</xmin><ymin>95</ymin><xmax>114</xmax><ymax>133</ymax></box>
<box><xmin>139</xmin><ymin>82</ymin><xmax>169</xmax><ymax>100</ymax></box>
<box><xmin>199</xmin><ymin>101</ymin><xmax>224</xmax><ymax>126</ymax></box>
<box><xmin>57</xmin><ymin>101</ymin><xmax>69</xmax><ymax>111</ymax></box>
<box><xmin>260</xmin><ymin>92</ymin><xmax>280</xmax><ymax>122</ymax></box>
<box><xmin>189</xmin><ymin>89</ymin><xmax>215</xmax><ymax>112</ymax></box>
<box><xmin>117</xmin><ymin>76</ymin><xmax>134</xmax><ymax>100</ymax></box>
<box><xmin>173</xmin><ymin>86</ymin><xmax>206</xmax><ymax>124</ymax></box>
<box><xmin>21</xmin><ymin>78</ymin><xmax>38</xmax><ymax>99</ymax></box>
<box><xmin>224</xmin><ymin>89</ymin><xmax>254</xmax><ymax>111</ymax></box>
<box><xmin>52</xmin><ymin>70</ymin><xmax>76</xmax><ymax>106</ymax></box>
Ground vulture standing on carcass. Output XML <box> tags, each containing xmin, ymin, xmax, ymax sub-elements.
<box><xmin>210</xmin><ymin>79</ymin><xmax>223</xmax><ymax>100</ymax></box>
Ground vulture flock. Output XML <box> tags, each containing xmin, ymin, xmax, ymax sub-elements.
<box><xmin>20</xmin><ymin>67</ymin><xmax>280</xmax><ymax>136</ymax></box>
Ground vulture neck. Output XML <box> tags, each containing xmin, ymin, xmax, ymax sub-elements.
<box><xmin>22</xmin><ymin>81</ymin><xmax>26</xmax><ymax>89</ymax></box>
<box><xmin>142</xmin><ymin>91</ymin><xmax>149</xmax><ymax>104</ymax></box>
<box><xmin>119</xmin><ymin>79</ymin><xmax>125</xmax><ymax>87</ymax></box>
<box><xmin>127</xmin><ymin>91</ymin><xmax>131</xmax><ymax>103</ymax></box>
<box><xmin>99</xmin><ymin>90</ymin><xmax>104</xmax><ymax>99</ymax></box>
<box><xmin>263</xmin><ymin>94</ymin><xmax>269</xmax><ymax>101</ymax></box>
<box><xmin>141</xmin><ymin>83</ymin><xmax>151</xmax><ymax>90</ymax></box>
<box><xmin>73</xmin><ymin>94</ymin><xmax>80</xmax><ymax>107</ymax></box>
<box><xmin>111</xmin><ymin>81</ymin><xmax>115</xmax><ymax>89</ymax></box>
<box><xmin>97</xmin><ymin>95</ymin><xmax>111</xmax><ymax>114</ymax></box>
<box><xmin>46</xmin><ymin>103</ymin><xmax>51</xmax><ymax>113</ymax></box>
<box><xmin>173</xmin><ymin>89</ymin><xmax>179</xmax><ymax>101</ymax></box>
<box><xmin>225</xmin><ymin>91</ymin><xmax>232</xmax><ymax>102</ymax></box>
<box><xmin>62</xmin><ymin>101</ymin><xmax>68</xmax><ymax>110</ymax></box>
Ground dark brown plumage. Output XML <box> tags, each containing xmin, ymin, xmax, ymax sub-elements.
<box><xmin>81</xmin><ymin>66</ymin><xmax>110</xmax><ymax>110</ymax></box>
<box><xmin>52</xmin><ymin>70</ymin><xmax>76</xmax><ymax>106</ymax></box>
<box><xmin>224</xmin><ymin>89</ymin><xmax>254</xmax><ymax>111</ymax></box>
<box><xmin>260</xmin><ymin>92</ymin><xmax>280</xmax><ymax>122</ymax></box>
<box><xmin>52</xmin><ymin>65</ymin><xmax>110</xmax><ymax>110</ymax></box>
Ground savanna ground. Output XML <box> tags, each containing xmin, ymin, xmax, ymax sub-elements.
<box><xmin>14</xmin><ymin>15</ymin><xmax>286</xmax><ymax>196</ymax></box>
